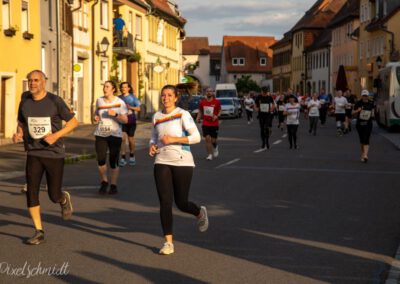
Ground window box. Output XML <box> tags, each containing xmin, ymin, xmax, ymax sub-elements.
<box><xmin>23</xmin><ymin>31</ymin><xmax>34</xmax><ymax>40</ymax></box>
<box><xmin>4</xmin><ymin>28</ymin><xmax>16</xmax><ymax>37</ymax></box>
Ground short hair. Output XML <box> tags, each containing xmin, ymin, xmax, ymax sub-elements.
<box><xmin>27</xmin><ymin>70</ymin><xmax>47</xmax><ymax>80</ymax></box>
<box><xmin>161</xmin><ymin>84</ymin><xmax>178</xmax><ymax>97</ymax></box>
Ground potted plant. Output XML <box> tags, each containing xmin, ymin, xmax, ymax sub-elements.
<box><xmin>4</xmin><ymin>26</ymin><xmax>17</xmax><ymax>37</ymax></box>
<box><xmin>23</xmin><ymin>31</ymin><xmax>34</xmax><ymax>40</ymax></box>
<box><xmin>127</xmin><ymin>52</ymin><xmax>141</xmax><ymax>63</ymax></box>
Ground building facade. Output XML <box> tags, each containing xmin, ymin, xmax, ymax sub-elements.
<box><xmin>209</xmin><ymin>45</ymin><xmax>222</xmax><ymax>89</ymax></box>
<box><xmin>271</xmin><ymin>32</ymin><xmax>292</xmax><ymax>93</ymax></box>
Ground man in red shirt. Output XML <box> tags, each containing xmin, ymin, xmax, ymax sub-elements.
<box><xmin>196</xmin><ymin>88</ymin><xmax>221</xmax><ymax>160</ymax></box>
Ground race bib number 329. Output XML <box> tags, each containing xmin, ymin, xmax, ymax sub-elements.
<box><xmin>28</xmin><ymin>117</ymin><xmax>52</xmax><ymax>139</ymax></box>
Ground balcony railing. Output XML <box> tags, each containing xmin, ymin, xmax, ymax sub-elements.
<box><xmin>113</xmin><ymin>30</ymin><xmax>135</xmax><ymax>56</ymax></box>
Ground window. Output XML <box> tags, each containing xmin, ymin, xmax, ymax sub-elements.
<box><xmin>48</xmin><ymin>0</ymin><xmax>53</xmax><ymax>30</ymax></box>
<box><xmin>21</xmin><ymin>1</ymin><xmax>29</xmax><ymax>33</ymax></box>
<box><xmin>128</xmin><ymin>11</ymin><xmax>133</xmax><ymax>34</ymax></box>
<box><xmin>83</xmin><ymin>3</ymin><xmax>88</xmax><ymax>29</ymax></box>
<box><xmin>2</xmin><ymin>0</ymin><xmax>10</xmax><ymax>30</ymax></box>
<box><xmin>101</xmin><ymin>60</ymin><xmax>109</xmax><ymax>82</ymax></box>
<box><xmin>260</xmin><ymin>57</ymin><xmax>267</xmax><ymax>66</ymax></box>
<box><xmin>41</xmin><ymin>46</ymin><xmax>46</xmax><ymax>74</ymax></box>
<box><xmin>136</xmin><ymin>15</ymin><xmax>142</xmax><ymax>40</ymax></box>
<box><xmin>232</xmin><ymin>58</ymin><xmax>245</xmax><ymax>66</ymax></box>
<box><xmin>100</xmin><ymin>0</ymin><xmax>109</xmax><ymax>29</ymax></box>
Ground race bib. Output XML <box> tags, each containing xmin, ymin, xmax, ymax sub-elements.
<box><xmin>309</xmin><ymin>108</ymin><xmax>318</xmax><ymax>116</ymax></box>
<box><xmin>359</xmin><ymin>110</ymin><xmax>372</xmax><ymax>121</ymax></box>
<box><xmin>28</xmin><ymin>117</ymin><xmax>52</xmax><ymax>139</ymax></box>
<box><xmin>260</xmin><ymin>103</ymin><xmax>270</xmax><ymax>112</ymax></box>
<box><xmin>287</xmin><ymin>114</ymin><xmax>297</xmax><ymax>124</ymax></box>
<box><xmin>320</xmin><ymin>99</ymin><xmax>325</xmax><ymax>104</ymax></box>
<box><xmin>97</xmin><ymin>120</ymin><xmax>113</xmax><ymax>136</ymax></box>
<box><xmin>278</xmin><ymin>105</ymin><xmax>285</xmax><ymax>111</ymax></box>
<box><xmin>204</xmin><ymin>106</ymin><xmax>214</xmax><ymax>117</ymax></box>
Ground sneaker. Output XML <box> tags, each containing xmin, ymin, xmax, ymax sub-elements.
<box><xmin>213</xmin><ymin>146</ymin><xmax>219</xmax><ymax>158</ymax></box>
<box><xmin>159</xmin><ymin>242</ymin><xmax>174</xmax><ymax>255</ymax></box>
<box><xmin>109</xmin><ymin>184</ymin><xmax>118</xmax><ymax>195</ymax></box>
<box><xmin>60</xmin><ymin>191</ymin><xmax>73</xmax><ymax>220</ymax></box>
<box><xmin>119</xmin><ymin>158</ymin><xmax>127</xmax><ymax>167</ymax></box>
<box><xmin>206</xmin><ymin>154</ymin><xmax>213</xmax><ymax>161</ymax></box>
<box><xmin>25</xmin><ymin>230</ymin><xmax>45</xmax><ymax>245</ymax></box>
<box><xmin>198</xmin><ymin>206</ymin><xmax>209</xmax><ymax>233</ymax></box>
<box><xmin>99</xmin><ymin>181</ymin><xmax>108</xmax><ymax>195</ymax></box>
<box><xmin>128</xmin><ymin>156</ymin><xmax>136</xmax><ymax>166</ymax></box>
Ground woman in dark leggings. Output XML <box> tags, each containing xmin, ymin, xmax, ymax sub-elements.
<box><xmin>284</xmin><ymin>95</ymin><xmax>301</xmax><ymax>149</ymax></box>
<box><xmin>149</xmin><ymin>85</ymin><xmax>208</xmax><ymax>255</ymax></box>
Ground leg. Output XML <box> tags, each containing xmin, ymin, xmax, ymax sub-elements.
<box><xmin>95</xmin><ymin>136</ymin><xmax>109</xmax><ymax>183</ymax></box>
<box><xmin>287</xmin><ymin>125</ymin><xmax>293</xmax><ymax>148</ymax></box>
<box><xmin>108</xmin><ymin>136</ymin><xmax>122</xmax><ymax>193</ymax></box>
<box><xmin>293</xmin><ymin>125</ymin><xmax>299</xmax><ymax>148</ymax></box>
<box><xmin>171</xmin><ymin>166</ymin><xmax>200</xmax><ymax>216</ymax></box>
<box><xmin>259</xmin><ymin>117</ymin><xmax>266</xmax><ymax>147</ymax></box>
<box><xmin>44</xmin><ymin>157</ymin><xmax>65</xmax><ymax>204</ymax></box>
<box><xmin>26</xmin><ymin>155</ymin><xmax>45</xmax><ymax>231</ymax></box>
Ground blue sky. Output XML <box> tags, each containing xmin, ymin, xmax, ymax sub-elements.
<box><xmin>175</xmin><ymin>0</ymin><xmax>317</xmax><ymax>44</ymax></box>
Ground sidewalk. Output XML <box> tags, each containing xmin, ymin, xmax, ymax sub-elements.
<box><xmin>0</xmin><ymin>121</ymin><xmax>152</xmax><ymax>180</ymax></box>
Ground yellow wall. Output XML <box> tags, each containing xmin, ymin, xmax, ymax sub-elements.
<box><xmin>291</xmin><ymin>31</ymin><xmax>305</xmax><ymax>94</ymax></box>
<box><xmin>0</xmin><ymin>0</ymin><xmax>41</xmax><ymax>138</ymax></box>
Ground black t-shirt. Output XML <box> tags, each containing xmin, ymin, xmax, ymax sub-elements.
<box><xmin>18</xmin><ymin>92</ymin><xmax>75</xmax><ymax>158</ymax></box>
<box><xmin>255</xmin><ymin>95</ymin><xmax>274</xmax><ymax>117</ymax></box>
<box><xmin>354</xmin><ymin>100</ymin><xmax>374</xmax><ymax>126</ymax></box>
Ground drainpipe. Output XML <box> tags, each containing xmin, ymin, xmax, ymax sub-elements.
<box><xmin>90</xmin><ymin>0</ymin><xmax>100</xmax><ymax>123</ymax></box>
<box><xmin>56</xmin><ymin>0</ymin><xmax>61</xmax><ymax>97</ymax></box>
<box><xmin>70</xmin><ymin>0</ymin><xmax>83</xmax><ymax>110</ymax></box>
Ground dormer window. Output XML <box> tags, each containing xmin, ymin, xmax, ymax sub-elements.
<box><xmin>260</xmin><ymin>57</ymin><xmax>267</xmax><ymax>66</ymax></box>
<box><xmin>232</xmin><ymin>57</ymin><xmax>245</xmax><ymax>66</ymax></box>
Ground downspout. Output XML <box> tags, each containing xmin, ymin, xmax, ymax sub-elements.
<box><xmin>56</xmin><ymin>0</ymin><xmax>61</xmax><ymax>96</ymax></box>
<box><xmin>90</xmin><ymin>0</ymin><xmax>100</xmax><ymax>123</ymax></box>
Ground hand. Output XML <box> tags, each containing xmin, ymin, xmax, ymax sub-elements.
<box><xmin>212</xmin><ymin>115</ymin><xmax>218</xmax><ymax>121</ymax></box>
<box><xmin>12</xmin><ymin>132</ymin><xmax>23</xmax><ymax>143</ymax></box>
<box><xmin>108</xmin><ymin>110</ymin><xmax>117</xmax><ymax>117</ymax></box>
<box><xmin>149</xmin><ymin>144</ymin><xmax>158</xmax><ymax>157</ymax></box>
<box><xmin>160</xmin><ymin>135</ymin><xmax>174</xmax><ymax>145</ymax></box>
<box><xmin>42</xmin><ymin>132</ymin><xmax>58</xmax><ymax>145</ymax></box>
<box><xmin>94</xmin><ymin>115</ymin><xmax>100</xmax><ymax>123</ymax></box>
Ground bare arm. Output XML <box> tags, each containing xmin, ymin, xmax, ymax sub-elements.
<box><xmin>43</xmin><ymin>117</ymin><xmax>79</xmax><ymax>145</ymax></box>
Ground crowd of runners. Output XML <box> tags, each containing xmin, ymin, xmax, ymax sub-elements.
<box><xmin>12</xmin><ymin>69</ymin><xmax>375</xmax><ymax>254</ymax></box>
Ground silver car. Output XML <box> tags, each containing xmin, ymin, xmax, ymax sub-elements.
<box><xmin>217</xmin><ymin>98</ymin><xmax>239</xmax><ymax>118</ymax></box>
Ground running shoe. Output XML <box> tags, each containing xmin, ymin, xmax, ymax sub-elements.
<box><xmin>198</xmin><ymin>206</ymin><xmax>209</xmax><ymax>233</ymax></box>
<box><xmin>159</xmin><ymin>242</ymin><xmax>174</xmax><ymax>255</ymax></box>
<box><xmin>60</xmin><ymin>191</ymin><xmax>73</xmax><ymax>220</ymax></box>
<box><xmin>119</xmin><ymin>158</ymin><xmax>127</xmax><ymax>167</ymax></box>
<box><xmin>25</xmin><ymin>230</ymin><xmax>45</xmax><ymax>245</ymax></box>
<box><xmin>128</xmin><ymin>156</ymin><xmax>136</xmax><ymax>166</ymax></box>
<box><xmin>99</xmin><ymin>181</ymin><xmax>108</xmax><ymax>195</ymax></box>
<box><xmin>206</xmin><ymin>154</ymin><xmax>213</xmax><ymax>161</ymax></box>
<box><xmin>213</xmin><ymin>146</ymin><xmax>219</xmax><ymax>158</ymax></box>
<box><xmin>109</xmin><ymin>184</ymin><xmax>118</xmax><ymax>195</ymax></box>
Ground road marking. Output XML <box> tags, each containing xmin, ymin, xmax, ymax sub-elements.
<box><xmin>273</xmin><ymin>140</ymin><xmax>282</xmax><ymax>145</ymax></box>
<box><xmin>215</xmin><ymin>158</ymin><xmax>240</xmax><ymax>169</ymax></box>
<box><xmin>226</xmin><ymin>166</ymin><xmax>400</xmax><ymax>175</ymax></box>
<box><xmin>0</xmin><ymin>171</ymin><xmax>25</xmax><ymax>181</ymax></box>
<box><xmin>385</xmin><ymin>241</ymin><xmax>400</xmax><ymax>283</ymax></box>
<box><xmin>253</xmin><ymin>148</ymin><xmax>267</xmax><ymax>153</ymax></box>
<box><xmin>282</xmin><ymin>134</ymin><xmax>287</xmax><ymax>138</ymax></box>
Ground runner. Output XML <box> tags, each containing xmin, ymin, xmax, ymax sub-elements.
<box><xmin>255</xmin><ymin>88</ymin><xmax>275</xmax><ymax>150</ymax></box>
<box><xmin>118</xmin><ymin>82</ymin><xmax>141</xmax><ymax>167</ymax></box>
<box><xmin>353</xmin><ymin>90</ymin><xmax>375</xmax><ymax>163</ymax></box>
<box><xmin>275</xmin><ymin>93</ymin><xmax>286</xmax><ymax>131</ymax></box>
<box><xmin>332</xmin><ymin>90</ymin><xmax>349</xmax><ymax>136</ymax></box>
<box><xmin>307</xmin><ymin>93</ymin><xmax>321</xmax><ymax>136</ymax></box>
<box><xmin>149</xmin><ymin>85</ymin><xmax>208</xmax><ymax>255</ymax></box>
<box><xmin>344</xmin><ymin>90</ymin><xmax>356</xmax><ymax>132</ymax></box>
<box><xmin>196</xmin><ymin>88</ymin><xmax>221</xmax><ymax>160</ymax></box>
<box><xmin>94</xmin><ymin>81</ymin><xmax>128</xmax><ymax>195</ymax></box>
<box><xmin>244</xmin><ymin>93</ymin><xmax>255</xmax><ymax>124</ymax></box>
<box><xmin>12</xmin><ymin>70</ymin><xmax>78</xmax><ymax>245</ymax></box>
<box><xmin>284</xmin><ymin>95</ymin><xmax>301</xmax><ymax>149</ymax></box>
<box><xmin>318</xmin><ymin>88</ymin><xmax>331</xmax><ymax>126</ymax></box>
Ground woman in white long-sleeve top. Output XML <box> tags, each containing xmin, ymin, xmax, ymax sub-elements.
<box><xmin>149</xmin><ymin>85</ymin><xmax>209</xmax><ymax>255</ymax></box>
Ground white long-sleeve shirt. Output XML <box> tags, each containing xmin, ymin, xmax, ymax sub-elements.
<box><xmin>150</xmin><ymin>107</ymin><xmax>200</xmax><ymax>167</ymax></box>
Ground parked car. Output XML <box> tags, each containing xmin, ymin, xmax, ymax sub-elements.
<box><xmin>215</xmin><ymin>83</ymin><xmax>238</xmax><ymax>98</ymax></box>
<box><xmin>217</xmin><ymin>98</ymin><xmax>239</xmax><ymax>118</ymax></box>
<box><xmin>177</xmin><ymin>94</ymin><xmax>204</xmax><ymax>118</ymax></box>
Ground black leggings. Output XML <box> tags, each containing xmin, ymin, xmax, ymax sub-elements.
<box><xmin>309</xmin><ymin>117</ymin><xmax>318</xmax><ymax>134</ymax></box>
<box><xmin>95</xmin><ymin>136</ymin><xmax>122</xmax><ymax>169</ymax></box>
<box><xmin>154</xmin><ymin>164</ymin><xmax>200</xmax><ymax>236</ymax></box>
<box><xmin>356</xmin><ymin>124</ymin><xmax>372</xmax><ymax>145</ymax></box>
<box><xmin>245</xmin><ymin>110</ymin><xmax>253</xmax><ymax>121</ymax></box>
<box><xmin>287</xmin><ymin>125</ymin><xmax>299</xmax><ymax>147</ymax></box>
<box><xmin>319</xmin><ymin>108</ymin><xmax>328</xmax><ymax>125</ymax></box>
<box><xmin>26</xmin><ymin>155</ymin><xmax>64</xmax><ymax>207</ymax></box>
<box><xmin>259</xmin><ymin>115</ymin><xmax>273</xmax><ymax>146</ymax></box>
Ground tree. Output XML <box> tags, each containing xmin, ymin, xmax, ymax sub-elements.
<box><xmin>235</xmin><ymin>75</ymin><xmax>261</xmax><ymax>94</ymax></box>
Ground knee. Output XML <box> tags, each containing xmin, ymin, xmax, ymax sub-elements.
<box><xmin>175</xmin><ymin>200</ymin><xmax>189</xmax><ymax>212</ymax></box>
<box><xmin>97</xmin><ymin>159</ymin><xmax>106</xmax><ymax>167</ymax></box>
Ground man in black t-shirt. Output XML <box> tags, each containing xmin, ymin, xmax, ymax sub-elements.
<box><xmin>13</xmin><ymin>70</ymin><xmax>78</xmax><ymax>245</ymax></box>
<box><xmin>255</xmin><ymin>87</ymin><xmax>275</xmax><ymax>150</ymax></box>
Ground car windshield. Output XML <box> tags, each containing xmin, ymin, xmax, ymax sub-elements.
<box><xmin>218</xmin><ymin>99</ymin><xmax>234</xmax><ymax>106</ymax></box>
<box><xmin>216</xmin><ymin>90</ymin><xmax>236</xmax><ymax>98</ymax></box>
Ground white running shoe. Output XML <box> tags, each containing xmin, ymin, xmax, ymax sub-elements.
<box><xmin>128</xmin><ymin>156</ymin><xmax>136</xmax><ymax>166</ymax></box>
<box><xmin>213</xmin><ymin>146</ymin><xmax>219</xmax><ymax>158</ymax></box>
<box><xmin>206</xmin><ymin>154</ymin><xmax>213</xmax><ymax>161</ymax></box>
<box><xmin>159</xmin><ymin>242</ymin><xmax>174</xmax><ymax>255</ymax></box>
<box><xmin>198</xmin><ymin>206</ymin><xmax>209</xmax><ymax>233</ymax></box>
<box><xmin>119</xmin><ymin>158</ymin><xmax>127</xmax><ymax>167</ymax></box>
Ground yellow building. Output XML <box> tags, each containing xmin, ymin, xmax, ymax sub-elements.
<box><xmin>271</xmin><ymin>32</ymin><xmax>292</xmax><ymax>93</ymax></box>
<box><xmin>358</xmin><ymin>0</ymin><xmax>400</xmax><ymax>92</ymax></box>
<box><xmin>0</xmin><ymin>0</ymin><xmax>41</xmax><ymax>140</ymax></box>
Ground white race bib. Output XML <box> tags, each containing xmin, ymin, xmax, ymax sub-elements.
<box><xmin>260</xmin><ymin>103</ymin><xmax>270</xmax><ymax>112</ymax></box>
<box><xmin>278</xmin><ymin>105</ymin><xmax>285</xmax><ymax>111</ymax></box>
<box><xmin>97</xmin><ymin>120</ymin><xmax>113</xmax><ymax>136</ymax></box>
<box><xmin>309</xmin><ymin>108</ymin><xmax>318</xmax><ymax>116</ymax></box>
<box><xmin>28</xmin><ymin>117</ymin><xmax>52</xmax><ymax>139</ymax></box>
<box><xmin>320</xmin><ymin>99</ymin><xmax>325</xmax><ymax>104</ymax></box>
<box><xmin>204</xmin><ymin>106</ymin><xmax>214</xmax><ymax>117</ymax></box>
<box><xmin>359</xmin><ymin>110</ymin><xmax>372</xmax><ymax>121</ymax></box>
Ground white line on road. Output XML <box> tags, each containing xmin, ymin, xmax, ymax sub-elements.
<box><xmin>226</xmin><ymin>166</ymin><xmax>400</xmax><ymax>175</ymax></box>
<box><xmin>253</xmin><ymin>148</ymin><xmax>267</xmax><ymax>153</ymax></box>
<box><xmin>215</xmin><ymin>158</ymin><xmax>240</xmax><ymax>169</ymax></box>
<box><xmin>282</xmin><ymin>134</ymin><xmax>287</xmax><ymax>138</ymax></box>
<box><xmin>273</xmin><ymin>140</ymin><xmax>282</xmax><ymax>145</ymax></box>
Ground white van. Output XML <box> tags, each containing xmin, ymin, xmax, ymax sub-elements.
<box><xmin>215</xmin><ymin>83</ymin><xmax>238</xmax><ymax>98</ymax></box>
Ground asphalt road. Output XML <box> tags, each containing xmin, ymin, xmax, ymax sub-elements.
<box><xmin>1</xmin><ymin>115</ymin><xmax>400</xmax><ymax>284</ymax></box>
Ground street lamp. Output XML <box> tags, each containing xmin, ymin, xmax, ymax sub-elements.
<box><xmin>96</xmin><ymin>37</ymin><xmax>110</xmax><ymax>56</ymax></box>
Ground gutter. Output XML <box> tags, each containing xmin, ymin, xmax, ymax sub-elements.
<box><xmin>90</xmin><ymin>0</ymin><xmax>100</xmax><ymax>123</ymax></box>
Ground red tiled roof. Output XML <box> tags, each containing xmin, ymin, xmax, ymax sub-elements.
<box><xmin>183</xmin><ymin>37</ymin><xmax>209</xmax><ymax>55</ymax></box>
<box><xmin>223</xmin><ymin>36</ymin><xmax>276</xmax><ymax>73</ymax></box>
<box><xmin>209</xmin><ymin>45</ymin><xmax>222</xmax><ymax>60</ymax></box>
<box><xmin>148</xmin><ymin>0</ymin><xmax>186</xmax><ymax>26</ymax></box>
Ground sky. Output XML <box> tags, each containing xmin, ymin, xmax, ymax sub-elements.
<box><xmin>175</xmin><ymin>0</ymin><xmax>318</xmax><ymax>45</ymax></box>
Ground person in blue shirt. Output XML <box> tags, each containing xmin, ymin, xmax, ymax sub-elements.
<box><xmin>318</xmin><ymin>88</ymin><xmax>331</xmax><ymax>126</ymax></box>
<box><xmin>113</xmin><ymin>14</ymin><xmax>126</xmax><ymax>47</ymax></box>
<box><xmin>119</xmin><ymin>82</ymin><xmax>141</xmax><ymax>166</ymax></box>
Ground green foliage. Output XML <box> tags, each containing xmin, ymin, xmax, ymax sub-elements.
<box><xmin>127</xmin><ymin>52</ymin><xmax>141</xmax><ymax>63</ymax></box>
<box><xmin>109</xmin><ymin>53</ymin><xmax>121</xmax><ymax>87</ymax></box>
<box><xmin>235</xmin><ymin>75</ymin><xmax>261</xmax><ymax>94</ymax></box>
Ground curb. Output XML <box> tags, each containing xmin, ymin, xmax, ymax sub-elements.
<box><xmin>64</xmin><ymin>153</ymin><xmax>96</xmax><ymax>165</ymax></box>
